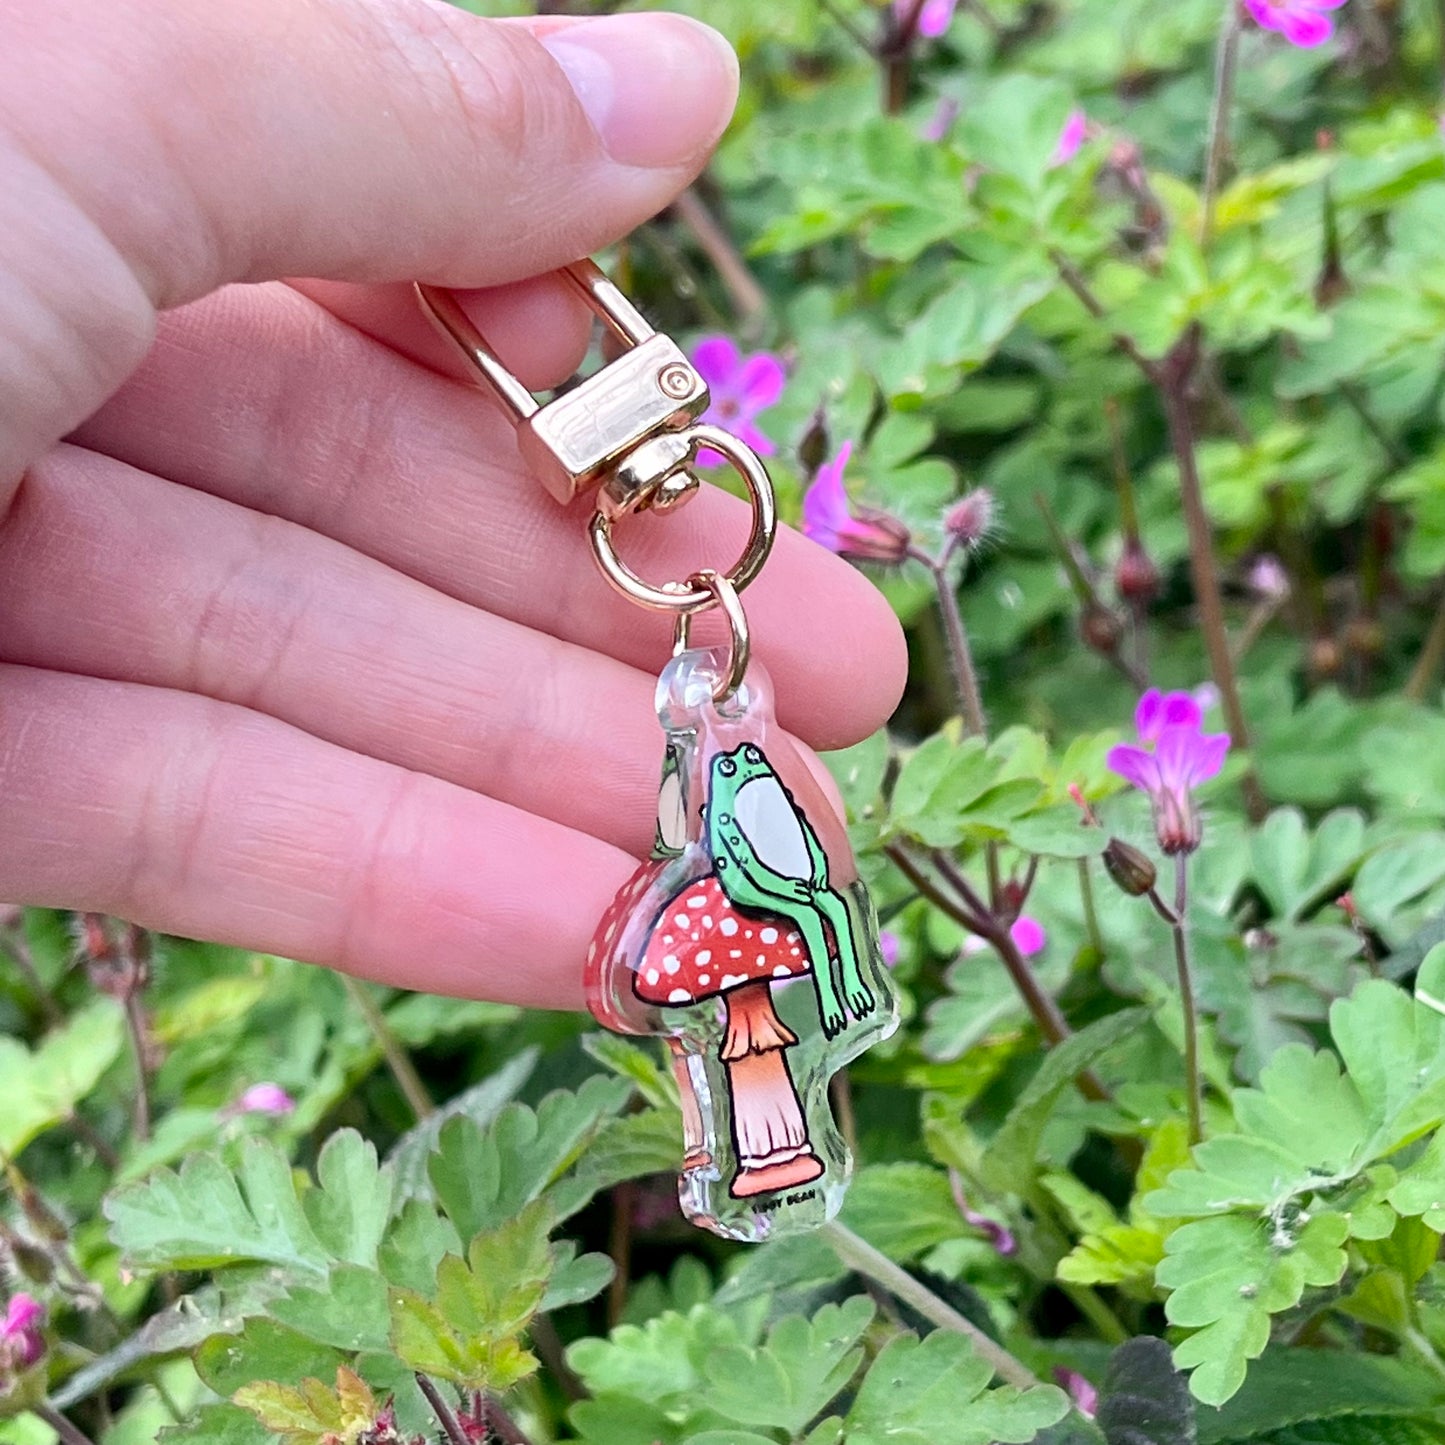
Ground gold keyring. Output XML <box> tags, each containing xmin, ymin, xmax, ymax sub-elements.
<box><xmin>589</xmin><ymin>424</ymin><xmax>776</xmax><ymax>612</ymax></box>
<box><xmin>671</xmin><ymin>570</ymin><xmax>751</xmax><ymax>702</ymax></box>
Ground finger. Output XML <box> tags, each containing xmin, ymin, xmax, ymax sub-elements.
<box><xmin>3</xmin><ymin>0</ymin><xmax>736</xmax><ymax>479</ymax></box>
<box><xmin>1</xmin><ymin>443</ymin><xmax>665</xmax><ymax>857</ymax></box>
<box><xmin>74</xmin><ymin>284</ymin><xmax>910</xmax><ymax>749</ymax></box>
<box><xmin>0</xmin><ymin>663</ymin><xmax>626</xmax><ymax>1007</ymax></box>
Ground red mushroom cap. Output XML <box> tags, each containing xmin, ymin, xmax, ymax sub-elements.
<box><xmin>586</xmin><ymin>859</ymin><xmax>668</xmax><ymax>1033</ymax></box>
<box><xmin>633</xmin><ymin>876</ymin><xmax>809</xmax><ymax>1006</ymax></box>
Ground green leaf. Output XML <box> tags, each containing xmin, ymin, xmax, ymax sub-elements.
<box><xmin>984</xmin><ymin>1010</ymin><xmax>1149</xmax><ymax>1196</ymax></box>
<box><xmin>195</xmin><ymin>1318</ymin><xmax>343</xmax><ymax>1398</ymax></box>
<box><xmin>301</xmin><ymin>1131</ymin><xmax>392</xmax><ymax>1267</ymax></box>
<box><xmin>697</xmin><ymin>1298</ymin><xmax>874</xmax><ymax>1434</ymax></box>
<box><xmin>1158</xmin><ymin>1213</ymin><xmax>1350</xmax><ymax>1407</ymax></box>
<box><xmin>888</xmin><ymin>734</ymin><xmax>995</xmax><ymax>848</ymax></box>
<box><xmin>267</xmin><ymin>1263</ymin><xmax>391</xmax><ymax>1353</ymax></box>
<box><xmin>840</xmin><ymin>1164</ymin><xmax>967</xmax><ymax>1259</ymax></box>
<box><xmin>1251</xmin><ymin>1420</ymin><xmax>1445</xmax><ymax>1445</ymax></box>
<box><xmin>158</xmin><ymin>1404</ymin><xmax>274</xmax><ymax>1445</ymax></box>
<box><xmin>233</xmin><ymin>1366</ymin><xmax>378</xmax><ymax>1444</ymax></box>
<box><xmin>1387</xmin><ymin>1131</ymin><xmax>1445</xmax><ymax>1230</ymax></box>
<box><xmin>105</xmin><ymin>1136</ymin><xmax>330</xmax><ymax>1276</ymax></box>
<box><xmin>1249</xmin><ymin>808</ymin><xmax>1368</xmax><ymax>924</ymax></box>
<box><xmin>1096</xmin><ymin>1337</ymin><xmax>1196</xmax><ymax>1445</ymax></box>
<box><xmin>0</xmin><ymin>999</ymin><xmax>126</xmax><ymax>1157</ymax></box>
<box><xmin>1197</xmin><ymin>1350</ymin><xmax>1445</xmax><ymax>1443</ymax></box>
<box><xmin>426</xmin><ymin>1076</ymin><xmax>630</xmax><ymax>1239</ymax></box>
<box><xmin>845</xmin><ymin>1331</ymin><xmax>1069</xmax><ymax>1445</ymax></box>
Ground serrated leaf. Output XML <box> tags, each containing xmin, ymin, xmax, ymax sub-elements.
<box><xmin>0</xmin><ymin>999</ymin><xmax>126</xmax><ymax>1157</ymax></box>
<box><xmin>984</xmin><ymin>1010</ymin><xmax>1149</xmax><ymax>1196</ymax></box>
<box><xmin>233</xmin><ymin>1366</ymin><xmax>378</xmax><ymax>1444</ymax></box>
<box><xmin>105</xmin><ymin>1137</ymin><xmax>329</xmax><ymax>1276</ymax></box>
<box><xmin>1158</xmin><ymin>1213</ymin><xmax>1349</xmax><ymax>1406</ymax></box>
<box><xmin>159</xmin><ymin>1403</ymin><xmax>275</xmax><ymax>1445</ymax></box>
<box><xmin>195</xmin><ymin>1318</ymin><xmax>343</xmax><ymax>1398</ymax></box>
<box><xmin>845</xmin><ymin>1331</ymin><xmax>1069</xmax><ymax>1445</ymax></box>
<box><xmin>268</xmin><ymin>1263</ymin><xmax>391</xmax><ymax>1353</ymax></box>
<box><xmin>427</xmin><ymin>1076</ymin><xmax>630</xmax><ymax>1238</ymax></box>
<box><xmin>698</xmin><ymin>1298</ymin><xmax>873</xmax><ymax>1434</ymax></box>
<box><xmin>301</xmin><ymin>1131</ymin><xmax>392</xmax><ymax>1267</ymax></box>
<box><xmin>1387</xmin><ymin>1131</ymin><xmax>1445</xmax><ymax>1229</ymax></box>
<box><xmin>543</xmin><ymin>1244</ymin><xmax>615</xmax><ymax>1311</ymax></box>
<box><xmin>1097</xmin><ymin>1336</ymin><xmax>1196</xmax><ymax>1445</ymax></box>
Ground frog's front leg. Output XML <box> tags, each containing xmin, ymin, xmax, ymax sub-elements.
<box><xmin>813</xmin><ymin>887</ymin><xmax>876</xmax><ymax>1021</ymax></box>
<box><xmin>791</xmin><ymin>907</ymin><xmax>848</xmax><ymax>1039</ymax></box>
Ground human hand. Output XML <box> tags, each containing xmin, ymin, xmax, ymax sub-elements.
<box><xmin>0</xmin><ymin>0</ymin><xmax>907</xmax><ymax>1009</ymax></box>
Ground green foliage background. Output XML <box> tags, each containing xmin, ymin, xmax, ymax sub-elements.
<box><xmin>9</xmin><ymin>1</ymin><xmax>1445</xmax><ymax>1442</ymax></box>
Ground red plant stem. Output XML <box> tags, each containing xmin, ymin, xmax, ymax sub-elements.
<box><xmin>1156</xmin><ymin>331</ymin><xmax>1267</xmax><ymax>822</ymax></box>
<box><xmin>416</xmin><ymin>1374</ymin><xmax>469</xmax><ymax>1445</ymax></box>
<box><xmin>914</xmin><ymin>550</ymin><xmax>988</xmax><ymax>738</ymax></box>
<box><xmin>1171</xmin><ymin>855</ymin><xmax>1204</xmax><ymax>1145</ymax></box>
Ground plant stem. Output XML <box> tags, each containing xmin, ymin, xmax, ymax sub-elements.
<box><xmin>922</xmin><ymin>555</ymin><xmax>988</xmax><ymax>737</ymax></box>
<box><xmin>33</xmin><ymin>1405</ymin><xmax>97</xmax><ymax>1445</ymax></box>
<box><xmin>1201</xmin><ymin>0</ymin><xmax>1241</xmax><ymax>252</ymax></box>
<box><xmin>415</xmin><ymin>1374</ymin><xmax>469</xmax><ymax>1445</ymax></box>
<box><xmin>341</xmin><ymin>976</ymin><xmax>434</xmax><ymax>1122</ymax></box>
<box><xmin>671</xmin><ymin>189</ymin><xmax>768</xmax><ymax>327</ymax></box>
<box><xmin>818</xmin><ymin>0</ymin><xmax>880</xmax><ymax>57</ymax></box>
<box><xmin>831</xmin><ymin>1071</ymin><xmax>859</xmax><ymax>1159</ymax></box>
<box><xmin>1170</xmin><ymin>854</ymin><xmax>1204</xmax><ymax>1146</ymax></box>
<box><xmin>122</xmin><ymin>992</ymin><xmax>151</xmax><ymax>1143</ymax></box>
<box><xmin>607</xmin><ymin>1181</ymin><xmax>634</xmax><ymax>1327</ymax></box>
<box><xmin>1406</xmin><ymin>588</ymin><xmax>1445</xmax><ymax>702</ymax></box>
<box><xmin>0</xmin><ymin>929</ymin><xmax>63</xmax><ymax>1027</ymax></box>
<box><xmin>1077</xmin><ymin>858</ymin><xmax>1105</xmax><ymax>958</ymax></box>
<box><xmin>820</xmin><ymin>1220</ymin><xmax>1042</xmax><ymax>1388</ymax></box>
<box><xmin>483</xmin><ymin>1396</ymin><xmax>534</xmax><ymax>1445</ymax></box>
<box><xmin>1156</xmin><ymin>330</ymin><xmax>1267</xmax><ymax>822</ymax></box>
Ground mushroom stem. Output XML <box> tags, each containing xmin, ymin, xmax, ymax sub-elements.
<box><xmin>721</xmin><ymin>981</ymin><xmax>824</xmax><ymax>1198</ymax></box>
<box><xmin>667</xmin><ymin>1037</ymin><xmax>712</xmax><ymax>1170</ymax></box>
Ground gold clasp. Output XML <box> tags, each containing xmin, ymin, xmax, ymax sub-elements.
<box><xmin>417</xmin><ymin>261</ymin><xmax>708</xmax><ymax>517</ymax></box>
<box><xmin>416</xmin><ymin>259</ymin><xmax>776</xmax><ymax>656</ymax></box>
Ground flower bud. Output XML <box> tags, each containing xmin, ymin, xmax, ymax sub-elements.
<box><xmin>1114</xmin><ymin>536</ymin><xmax>1160</xmax><ymax>605</ymax></box>
<box><xmin>1079</xmin><ymin>600</ymin><xmax>1124</xmax><ymax>657</ymax></box>
<box><xmin>1102</xmin><ymin>838</ymin><xmax>1157</xmax><ymax>897</ymax></box>
<box><xmin>943</xmin><ymin>489</ymin><xmax>995</xmax><ymax>550</ymax></box>
<box><xmin>1</xmin><ymin>1293</ymin><xmax>46</xmax><ymax>1372</ymax></box>
<box><xmin>797</xmin><ymin>405</ymin><xmax>830</xmax><ymax>477</ymax></box>
<box><xmin>0</xmin><ymin>1225</ymin><xmax>55</xmax><ymax>1287</ymax></box>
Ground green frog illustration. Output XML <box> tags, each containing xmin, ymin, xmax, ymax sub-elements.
<box><xmin>704</xmin><ymin>742</ymin><xmax>876</xmax><ymax>1038</ymax></box>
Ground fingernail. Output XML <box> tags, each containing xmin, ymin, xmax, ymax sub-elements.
<box><xmin>542</xmin><ymin>15</ymin><xmax>738</xmax><ymax>169</ymax></box>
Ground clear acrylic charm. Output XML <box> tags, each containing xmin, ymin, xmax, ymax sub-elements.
<box><xmin>586</xmin><ymin>649</ymin><xmax>898</xmax><ymax>1242</ymax></box>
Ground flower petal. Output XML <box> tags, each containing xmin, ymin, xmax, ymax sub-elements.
<box><xmin>1106</xmin><ymin>743</ymin><xmax>1159</xmax><ymax>792</ymax></box>
<box><xmin>1011</xmin><ymin>916</ymin><xmax>1047</xmax><ymax>957</ymax></box>
<box><xmin>1189</xmin><ymin>731</ymin><xmax>1232</xmax><ymax>785</ymax></box>
<box><xmin>736</xmin><ymin>419</ymin><xmax>777</xmax><ymax>456</ymax></box>
<box><xmin>1159</xmin><ymin>690</ymin><xmax>1203</xmax><ymax>731</ymax></box>
<box><xmin>1133</xmin><ymin>688</ymin><xmax>1164</xmax><ymax>740</ymax></box>
<box><xmin>917</xmin><ymin>0</ymin><xmax>957</xmax><ymax>38</ymax></box>
<box><xmin>690</xmin><ymin>335</ymin><xmax>741</xmax><ymax>390</ymax></box>
<box><xmin>736</xmin><ymin>353</ymin><xmax>787</xmax><ymax>411</ymax></box>
<box><xmin>801</xmin><ymin>442</ymin><xmax>855</xmax><ymax>552</ymax></box>
<box><xmin>1278</xmin><ymin>8</ymin><xmax>1334</xmax><ymax>44</ymax></box>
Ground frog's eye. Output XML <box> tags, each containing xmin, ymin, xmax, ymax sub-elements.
<box><xmin>718</xmin><ymin>757</ymin><xmax>737</xmax><ymax>776</ymax></box>
<box><xmin>744</xmin><ymin>745</ymin><xmax>761</xmax><ymax>764</ymax></box>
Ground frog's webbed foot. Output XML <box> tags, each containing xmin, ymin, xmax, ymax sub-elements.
<box><xmin>845</xmin><ymin>980</ymin><xmax>876</xmax><ymax>1020</ymax></box>
<box><xmin>819</xmin><ymin>997</ymin><xmax>848</xmax><ymax>1039</ymax></box>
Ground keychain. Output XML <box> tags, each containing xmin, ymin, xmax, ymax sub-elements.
<box><xmin>417</xmin><ymin>263</ymin><xmax>898</xmax><ymax>1242</ymax></box>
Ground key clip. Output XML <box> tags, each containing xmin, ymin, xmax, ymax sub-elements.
<box><xmin>418</xmin><ymin>261</ymin><xmax>711</xmax><ymax>519</ymax></box>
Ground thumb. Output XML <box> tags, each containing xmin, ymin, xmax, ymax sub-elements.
<box><xmin>0</xmin><ymin>0</ymin><xmax>738</xmax><ymax>482</ymax></box>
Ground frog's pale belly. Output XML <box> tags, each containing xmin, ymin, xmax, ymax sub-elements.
<box><xmin>734</xmin><ymin>775</ymin><xmax>810</xmax><ymax>879</ymax></box>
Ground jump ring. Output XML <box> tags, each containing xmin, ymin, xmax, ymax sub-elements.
<box><xmin>671</xmin><ymin>570</ymin><xmax>750</xmax><ymax>702</ymax></box>
<box><xmin>588</xmin><ymin>424</ymin><xmax>776</xmax><ymax>612</ymax></box>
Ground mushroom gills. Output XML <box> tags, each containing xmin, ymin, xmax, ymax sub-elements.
<box><xmin>733</xmin><ymin>775</ymin><xmax>810</xmax><ymax>879</ymax></box>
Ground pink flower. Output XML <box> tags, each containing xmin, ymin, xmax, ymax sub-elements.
<box><xmin>1053</xmin><ymin>1368</ymin><xmax>1098</xmax><ymax>1419</ymax></box>
<box><xmin>1107</xmin><ymin>689</ymin><xmax>1230</xmax><ymax>855</ymax></box>
<box><xmin>1244</xmin><ymin>0</ymin><xmax>1347</xmax><ymax>47</ymax></box>
<box><xmin>921</xmin><ymin>95</ymin><xmax>960</xmax><ymax>143</ymax></box>
<box><xmin>232</xmin><ymin>1082</ymin><xmax>295</xmax><ymax>1117</ymax></box>
<box><xmin>2</xmin><ymin>1293</ymin><xmax>46</xmax><ymax>1371</ymax></box>
<box><xmin>801</xmin><ymin>443</ymin><xmax>912</xmax><ymax>565</ymax></box>
<box><xmin>964</xmin><ymin>915</ymin><xmax>1047</xmax><ymax>958</ymax></box>
<box><xmin>895</xmin><ymin>0</ymin><xmax>957</xmax><ymax>38</ymax></box>
<box><xmin>1050</xmin><ymin>109</ymin><xmax>1088</xmax><ymax>166</ymax></box>
<box><xmin>950</xmin><ymin>1172</ymin><xmax>1017</xmax><ymax>1255</ymax></box>
<box><xmin>880</xmin><ymin>931</ymin><xmax>902</xmax><ymax>967</ymax></box>
<box><xmin>690</xmin><ymin>336</ymin><xmax>785</xmax><ymax>464</ymax></box>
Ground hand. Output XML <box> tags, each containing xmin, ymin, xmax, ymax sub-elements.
<box><xmin>0</xmin><ymin>0</ymin><xmax>906</xmax><ymax>1010</ymax></box>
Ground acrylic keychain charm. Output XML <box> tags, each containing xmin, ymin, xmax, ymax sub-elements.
<box><xmin>416</xmin><ymin>264</ymin><xmax>897</xmax><ymax>1242</ymax></box>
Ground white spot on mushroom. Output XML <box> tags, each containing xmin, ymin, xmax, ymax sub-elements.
<box><xmin>720</xmin><ymin>918</ymin><xmax>738</xmax><ymax>936</ymax></box>
<box><xmin>703</xmin><ymin>915</ymin><xmax>714</xmax><ymax>929</ymax></box>
<box><xmin>729</xmin><ymin>949</ymin><xmax>743</xmax><ymax>959</ymax></box>
<box><xmin>688</xmin><ymin>895</ymin><xmax>707</xmax><ymax>907</ymax></box>
<box><xmin>663</xmin><ymin>935</ymin><xmax>674</xmax><ymax>946</ymax></box>
<box><xmin>674</xmin><ymin>913</ymin><xmax>691</xmax><ymax>929</ymax></box>
<box><xmin>760</xmin><ymin>927</ymin><xmax>779</xmax><ymax>945</ymax></box>
<box><xmin>698</xmin><ymin>974</ymin><xmax>710</xmax><ymax>985</ymax></box>
<box><xmin>791</xmin><ymin>947</ymin><xmax>801</xmax><ymax>956</ymax></box>
<box><xmin>645</xmin><ymin>969</ymin><xmax>659</xmax><ymax>985</ymax></box>
<box><xmin>668</xmin><ymin>988</ymin><xmax>691</xmax><ymax>1004</ymax></box>
<box><xmin>663</xmin><ymin>954</ymin><xmax>681</xmax><ymax>974</ymax></box>
<box><xmin>721</xmin><ymin>974</ymin><xmax>748</xmax><ymax>988</ymax></box>
<box><xmin>773</xmin><ymin>965</ymin><xmax>794</xmax><ymax>977</ymax></box>
<box><xmin>696</xmin><ymin>949</ymin><xmax>711</xmax><ymax>965</ymax></box>
<box><xmin>744</xmin><ymin>929</ymin><xmax>754</xmax><ymax>939</ymax></box>
<box><xmin>756</xmin><ymin>954</ymin><xmax>767</xmax><ymax>966</ymax></box>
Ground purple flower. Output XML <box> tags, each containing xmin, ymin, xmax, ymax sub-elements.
<box><xmin>1244</xmin><ymin>0</ymin><xmax>1346</xmax><ymax>47</ymax></box>
<box><xmin>690</xmin><ymin>336</ymin><xmax>785</xmax><ymax>464</ymax></box>
<box><xmin>895</xmin><ymin>0</ymin><xmax>956</xmax><ymax>39</ymax></box>
<box><xmin>921</xmin><ymin>95</ymin><xmax>960</xmax><ymax>143</ymax></box>
<box><xmin>964</xmin><ymin>914</ymin><xmax>1047</xmax><ymax>959</ymax></box>
<box><xmin>1246</xmin><ymin>554</ymin><xmax>1290</xmax><ymax>601</ymax></box>
<box><xmin>801</xmin><ymin>443</ymin><xmax>912</xmax><ymax>566</ymax></box>
<box><xmin>1050</xmin><ymin>109</ymin><xmax>1088</xmax><ymax>167</ymax></box>
<box><xmin>231</xmin><ymin>1082</ymin><xmax>296</xmax><ymax>1117</ymax></box>
<box><xmin>949</xmin><ymin>1171</ymin><xmax>1017</xmax><ymax>1255</ymax></box>
<box><xmin>2</xmin><ymin>1293</ymin><xmax>45</xmax><ymax>1371</ymax></box>
<box><xmin>1053</xmin><ymin>1368</ymin><xmax>1098</xmax><ymax>1419</ymax></box>
<box><xmin>880</xmin><ymin>931</ymin><xmax>902</xmax><ymax>967</ymax></box>
<box><xmin>1107</xmin><ymin>689</ymin><xmax>1230</xmax><ymax>855</ymax></box>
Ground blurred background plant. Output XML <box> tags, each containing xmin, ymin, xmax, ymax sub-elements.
<box><xmin>9</xmin><ymin>0</ymin><xmax>1445</xmax><ymax>1441</ymax></box>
